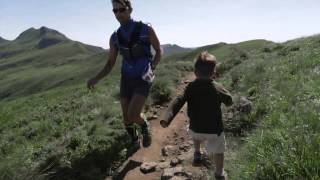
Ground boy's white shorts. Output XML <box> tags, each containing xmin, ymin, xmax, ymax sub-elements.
<box><xmin>188</xmin><ymin>129</ymin><xmax>226</xmax><ymax>154</ymax></box>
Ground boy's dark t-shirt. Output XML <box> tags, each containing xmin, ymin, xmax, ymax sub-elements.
<box><xmin>163</xmin><ymin>78</ymin><xmax>233</xmax><ymax>134</ymax></box>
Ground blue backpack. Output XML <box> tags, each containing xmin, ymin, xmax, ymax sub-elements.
<box><xmin>114</xmin><ymin>21</ymin><xmax>153</xmax><ymax>78</ymax></box>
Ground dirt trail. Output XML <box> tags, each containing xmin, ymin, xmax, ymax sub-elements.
<box><xmin>122</xmin><ymin>108</ymin><xmax>189</xmax><ymax>180</ymax></box>
<box><xmin>106</xmin><ymin>73</ymin><xmax>246</xmax><ymax>180</ymax></box>
<box><xmin>114</xmin><ymin>74</ymin><xmax>194</xmax><ymax>180</ymax></box>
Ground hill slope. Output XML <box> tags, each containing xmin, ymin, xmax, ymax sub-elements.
<box><xmin>0</xmin><ymin>27</ymin><xmax>195</xmax><ymax>100</ymax></box>
<box><xmin>0</xmin><ymin>32</ymin><xmax>319</xmax><ymax>179</ymax></box>
<box><xmin>0</xmin><ymin>27</ymin><xmax>106</xmax><ymax>100</ymax></box>
<box><xmin>122</xmin><ymin>36</ymin><xmax>320</xmax><ymax>179</ymax></box>
<box><xmin>0</xmin><ymin>37</ymin><xmax>9</xmax><ymax>44</ymax></box>
<box><xmin>219</xmin><ymin>35</ymin><xmax>320</xmax><ymax>179</ymax></box>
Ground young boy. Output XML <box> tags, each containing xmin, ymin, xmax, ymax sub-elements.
<box><xmin>160</xmin><ymin>51</ymin><xmax>233</xmax><ymax>180</ymax></box>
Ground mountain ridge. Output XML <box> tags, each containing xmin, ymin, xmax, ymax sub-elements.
<box><xmin>161</xmin><ymin>43</ymin><xmax>193</xmax><ymax>56</ymax></box>
<box><xmin>0</xmin><ymin>26</ymin><xmax>105</xmax><ymax>59</ymax></box>
<box><xmin>16</xmin><ymin>26</ymin><xmax>68</xmax><ymax>42</ymax></box>
<box><xmin>2</xmin><ymin>27</ymin><xmax>193</xmax><ymax>56</ymax></box>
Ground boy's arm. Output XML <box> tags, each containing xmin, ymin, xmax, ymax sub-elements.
<box><xmin>161</xmin><ymin>93</ymin><xmax>187</xmax><ymax>126</ymax></box>
<box><xmin>215</xmin><ymin>82</ymin><xmax>233</xmax><ymax>106</ymax></box>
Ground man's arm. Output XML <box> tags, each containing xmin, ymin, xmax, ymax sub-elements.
<box><xmin>87</xmin><ymin>37</ymin><xmax>118</xmax><ymax>89</ymax></box>
<box><xmin>149</xmin><ymin>26</ymin><xmax>163</xmax><ymax>70</ymax></box>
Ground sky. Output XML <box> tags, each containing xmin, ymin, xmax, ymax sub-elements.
<box><xmin>1</xmin><ymin>0</ymin><xmax>320</xmax><ymax>48</ymax></box>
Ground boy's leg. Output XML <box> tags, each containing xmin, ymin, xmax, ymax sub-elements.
<box><xmin>189</xmin><ymin>130</ymin><xmax>204</xmax><ymax>165</ymax></box>
<box><xmin>127</xmin><ymin>94</ymin><xmax>152</xmax><ymax>147</ymax></box>
<box><xmin>205</xmin><ymin>133</ymin><xmax>227</xmax><ymax>179</ymax></box>
<box><xmin>214</xmin><ymin>153</ymin><xmax>225</xmax><ymax>176</ymax></box>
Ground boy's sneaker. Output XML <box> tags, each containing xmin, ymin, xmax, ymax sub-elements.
<box><xmin>140</xmin><ymin>114</ymin><xmax>152</xmax><ymax>147</ymax></box>
<box><xmin>193</xmin><ymin>151</ymin><xmax>202</xmax><ymax>166</ymax></box>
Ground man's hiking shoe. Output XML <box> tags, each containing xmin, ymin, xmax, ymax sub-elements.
<box><xmin>193</xmin><ymin>151</ymin><xmax>202</xmax><ymax>166</ymax></box>
<box><xmin>215</xmin><ymin>172</ymin><xmax>227</xmax><ymax>180</ymax></box>
<box><xmin>126</xmin><ymin>139</ymin><xmax>140</xmax><ymax>157</ymax></box>
<box><xmin>214</xmin><ymin>171</ymin><xmax>228</xmax><ymax>180</ymax></box>
<box><xmin>140</xmin><ymin>114</ymin><xmax>152</xmax><ymax>147</ymax></box>
<box><xmin>141</xmin><ymin>123</ymin><xmax>152</xmax><ymax>147</ymax></box>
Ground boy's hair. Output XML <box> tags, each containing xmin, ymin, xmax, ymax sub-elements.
<box><xmin>112</xmin><ymin>0</ymin><xmax>132</xmax><ymax>10</ymax></box>
<box><xmin>194</xmin><ymin>51</ymin><xmax>217</xmax><ymax>77</ymax></box>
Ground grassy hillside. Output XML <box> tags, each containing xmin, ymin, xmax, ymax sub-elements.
<box><xmin>154</xmin><ymin>37</ymin><xmax>320</xmax><ymax>179</ymax></box>
<box><xmin>0</xmin><ymin>51</ymin><xmax>194</xmax><ymax>180</ymax></box>
<box><xmin>0</xmin><ymin>27</ymin><xmax>192</xmax><ymax>101</ymax></box>
<box><xmin>0</xmin><ymin>29</ymin><xmax>319</xmax><ymax>179</ymax></box>
<box><xmin>0</xmin><ymin>27</ymin><xmax>196</xmax><ymax>179</ymax></box>
<box><xmin>219</xmin><ymin>36</ymin><xmax>320</xmax><ymax>179</ymax></box>
<box><xmin>0</xmin><ymin>27</ymin><xmax>106</xmax><ymax>100</ymax></box>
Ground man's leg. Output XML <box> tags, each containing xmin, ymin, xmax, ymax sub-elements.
<box><xmin>127</xmin><ymin>94</ymin><xmax>151</xmax><ymax>147</ymax></box>
<box><xmin>193</xmin><ymin>140</ymin><xmax>202</xmax><ymax>165</ymax></box>
<box><xmin>121</xmin><ymin>97</ymin><xmax>139</xmax><ymax>150</ymax></box>
<box><xmin>194</xmin><ymin>140</ymin><xmax>201</xmax><ymax>152</ymax></box>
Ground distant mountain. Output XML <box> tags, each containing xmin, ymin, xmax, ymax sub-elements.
<box><xmin>16</xmin><ymin>26</ymin><xmax>67</xmax><ymax>43</ymax></box>
<box><xmin>0</xmin><ymin>26</ymin><xmax>104</xmax><ymax>59</ymax></box>
<box><xmin>161</xmin><ymin>44</ymin><xmax>193</xmax><ymax>56</ymax></box>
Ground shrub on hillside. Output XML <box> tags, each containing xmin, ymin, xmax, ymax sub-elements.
<box><xmin>262</xmin><ymin>47</ymin><xmax>272</xmax><ymax>53</ymax></box>
<box><xmin>150</xmin><ymin>79</ymin><xmax>172</xmax><ymax>104</ymax></box>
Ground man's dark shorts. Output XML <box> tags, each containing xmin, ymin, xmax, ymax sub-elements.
<box><xmin>120</xmin><ymin>76</ymin><xmax>152</xmax><ymax>99</ymax></box>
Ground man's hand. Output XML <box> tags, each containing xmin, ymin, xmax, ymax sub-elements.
<box><xmin>87</xmin><ymin>77</ymin><xmax>99</xmax><ymax>89</ymax></box>
<box><xmin>160</xmin><ymin>120</ymin><xmax>169</xmax><ymax>128</ymax></box>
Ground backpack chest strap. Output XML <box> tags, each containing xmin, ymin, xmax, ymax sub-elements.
<box><xmin>117</xmin><ymin>21</ymin><xmax>143</xmax><ymax>48</ymax></box>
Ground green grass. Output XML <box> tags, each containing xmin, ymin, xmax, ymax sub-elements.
<box><xmin>0</xmin><ymin>79</ymin><xmax>127</xmax><ymax>179</ymax></box>
<box><xmin>223</xmin><ymin>35</ymin><xmax>320</xmax><ymax>179</ymax></box>
<box><xmin>0</xmin><ymin>55</ymin><xmax>195</xmax><ymax>179</ymax></box>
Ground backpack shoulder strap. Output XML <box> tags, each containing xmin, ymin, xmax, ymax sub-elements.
<box><xmin>128</xmin><ymin>21</ymin><xmax>143</xmax><ymax>47</ymax></box>
<box><xmin>116</xmin><ymin>28</ymin><xmax>127</xmax><ymax>47</ymax></box>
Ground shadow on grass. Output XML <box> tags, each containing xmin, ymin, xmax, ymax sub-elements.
<box><xmin>34</xmin><ymin>147</ymin><xmax>127</xmax><ymax>180</ymax></box>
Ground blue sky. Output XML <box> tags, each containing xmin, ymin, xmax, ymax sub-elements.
<box><xmin>1</xmin><ymin>0</ymin><xmax>320</xmax><ymax>48</ymax></box>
